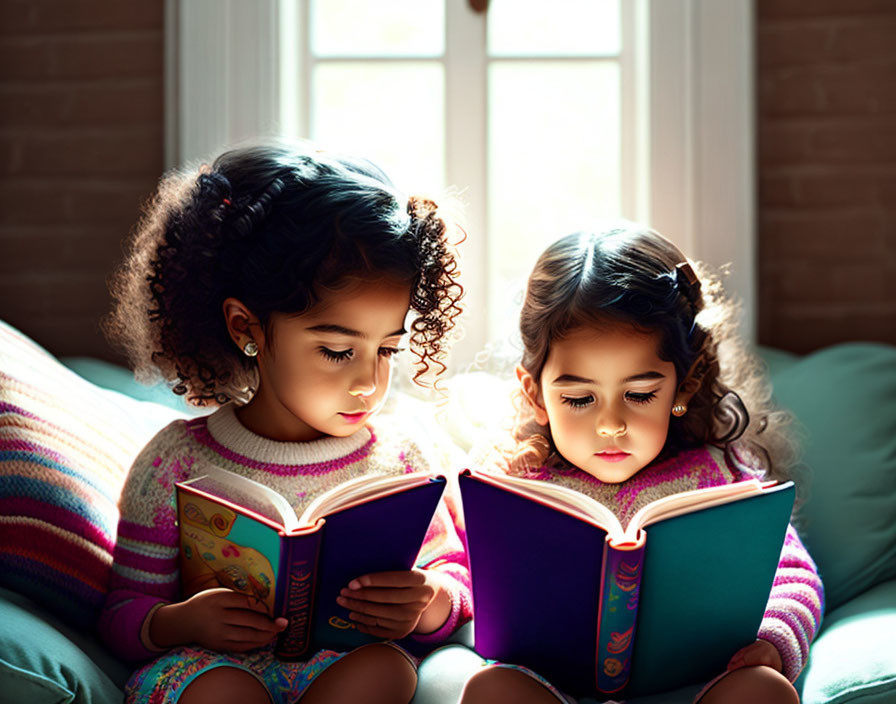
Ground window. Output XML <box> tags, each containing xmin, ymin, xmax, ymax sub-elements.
<box><xmin>168</xmin><ymin>0</ymin><xmax>755</xmax><ymax>367</ymax></box>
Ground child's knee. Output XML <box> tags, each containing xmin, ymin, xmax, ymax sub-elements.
<box><xmin>345</xmin><ymin>644</ymin><xmax>417</xmax><ymax>696</ymax></box>
<box><xmin>178</xmin><ymin>666</ymin><xmax>271</xmax><ymax>704</ymax></box>
<box><xmin>461</xmin><ymin>666</ymin><xmax>558</xmax><ymax>703</ymax></box>
<box><xmin>701</xmin><ymin>666</ymin><xmax>799</xmax><ymax>704</ymax></box>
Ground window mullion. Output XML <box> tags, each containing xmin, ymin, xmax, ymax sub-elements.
<box><xmin>445</xmin><ymin>0</ymin><xmax>488</xmax><ymax>361</ymax></box>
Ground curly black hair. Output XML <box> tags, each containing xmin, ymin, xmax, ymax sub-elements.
<box><xmin>104</xmin><ymin>142</ymin><xmax>464</xmax><ymax>406</ymax></box>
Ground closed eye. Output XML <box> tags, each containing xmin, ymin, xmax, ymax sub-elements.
<box><xmin>378</xmin><ymin>346</ymin><xmax>405</xmax><ymax>358</ymax></box>
<box><xmin>319</xmin><ymin>347</ymin><xmax>353</xmax><ymax>363</ymax></box>
<box><xmin>561</xmin><ymin>395</ymin><xmax>594</xmax><ymax>409</ymax></box>
<box><xmin>626</xmin><ymin>391</ymin><xmax>657</xmax><ymax>404</ymax></box>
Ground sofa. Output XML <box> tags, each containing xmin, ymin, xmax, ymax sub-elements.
<box><xmin>1</xmin><ymin>317</ymin><xmax>895</xmax><ymax>704</ymax></box>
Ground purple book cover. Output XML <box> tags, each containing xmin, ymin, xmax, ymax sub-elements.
<box><xmin>460</xmin><ymin>472</ymin><xmax>608</xmax><ymax>694</ymax></box>
<box><xmin>302</xmin><ymin>476</ymin><xmax>446</xmax><ymax>654</ymax></box>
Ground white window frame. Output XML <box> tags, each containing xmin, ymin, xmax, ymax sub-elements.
<box><xmin>165</xmin><ymin>0</ymin><xmax>755</xmax><ymax>362</ymax></box>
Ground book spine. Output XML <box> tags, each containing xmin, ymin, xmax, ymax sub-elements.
<box><xmin>274</xmin><ymin>528</ymin><xmax>323</xmax><ymax>660</ymax></box>
<box><xmin>594</xmin><ymin>538</ymin><xmax>646</xmax><ymax>694</ymax></box>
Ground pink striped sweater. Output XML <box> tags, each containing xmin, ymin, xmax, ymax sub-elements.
<box><xmin>524</xmin><ymin>445</ymin><xmax>824</xmax><ymax>683</ymax></box>
<box><xmin>98</xmin><ymin>404</ymin><xmax>472</xmax><ymax>662</ymax></box>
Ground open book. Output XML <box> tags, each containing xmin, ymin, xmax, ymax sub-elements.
<box><xmin>459</xmin><ymin>468</ymin><xmax>795</xmax><ymax>697</ymax></box>
<box><xmin>176</xmin><ymin>464</ymin><xmax>446</xmax><ymax>659</ymax></box>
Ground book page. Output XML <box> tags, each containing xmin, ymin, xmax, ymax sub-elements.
<box><xmin>299</xmin><ymin>472</ymin><xmax>435</xmax><ymax>524</ymax></box>
<box><xmin>182</xmin><ymin>463</ymin><xmax>300</xmax><ymax>532</ymax></box>
<box><xmin>625</xmin><ymin>479</ymin><xmax>768</xmax><ymax>540</ymax></box>
<box><xmin>467</xmin><ymin>471</ymin><xmax>623</xmax><ymax>536</ymax></box>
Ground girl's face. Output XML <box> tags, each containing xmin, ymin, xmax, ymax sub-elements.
<box><xmin>247</xmin><ymin>279</ymin><xmax>411</xmax><ymax>442</ymax></box>
<box><xmin>531</xmin><ymin>322</ymin><xmax>680</xmax><ymax>483</ymax></box>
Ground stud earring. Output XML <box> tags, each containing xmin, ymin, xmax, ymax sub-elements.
<box><xmin>242</xmin><ymin>340</ymin><xmax>258</xmax><ymax>357</ymax></box>
<box><xmin>672</xmin><ymin>404</ymin><xmax>687</xmax><ymax>417</ymax></box>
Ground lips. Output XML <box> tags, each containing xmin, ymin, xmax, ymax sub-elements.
<box><xmin>595</xmin><ymin>449</ymin><xmax>631</xmax><ymax>463</ymax></box>
<box><xmin>339</xmin><ymin>411</ymin><xmax>369</xmax><ymax>424</ymax></box>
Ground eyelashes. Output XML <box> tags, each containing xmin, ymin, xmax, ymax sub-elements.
<box><xmin>318</xmin><ymin>346</ymin><xmax>405</xmax><ymax>363</ymax></box>
<box><xmin>560</xmin><ymin>390</ymin><xmax>658</xmax><ymax>408</ymax></box>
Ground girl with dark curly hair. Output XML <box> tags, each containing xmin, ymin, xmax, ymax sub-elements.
<box><xmin>99</xmin><ymin>142</ymin><xmax>468</xmax><ymax>704</ymax></box>
<box><xmin>458</xmin><ymin>226</ymin><xmax>823</xmax><ymax>704</ymax></box>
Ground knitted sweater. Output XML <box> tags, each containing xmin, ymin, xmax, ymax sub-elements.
<box><xmin>98</xmin><ymin>404</ymin><xmax>472</xmax><ymax>662</ymax></box>
<box><xmin>522</xmin><ymin>445</ymin><xmax>824</xmax><ymax>683</ymax></box>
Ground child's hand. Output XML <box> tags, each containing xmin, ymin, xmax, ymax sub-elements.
<box><xmin>152</xmin><ymin>587</ymin><xmax>288</xmax><ymax>652</ymax></box>
<box><xmin>337</xmin><ymin>569</ymin><xmax>450</xmax><ymax>640</ymax></box>
<box><xmin>726</xmin><ymin>638</ymin><xmax>783</xmax><ymax>673</ymax></box>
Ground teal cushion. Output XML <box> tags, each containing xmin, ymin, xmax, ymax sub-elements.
<box><xmin>798</xmin><ymin>579</ymin><xmax>896</xmax><ymax>704</ymax></box>
<box><xmin>769</xmin><ymin>343</ymin><xmax>896</xmax><ymax>611</ymax></box>
<box><xmin>0</xmin><ymin>586</ymin><xmax>128</xmax><ymax>704</ymax></box>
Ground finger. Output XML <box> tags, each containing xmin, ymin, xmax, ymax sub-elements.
<box><xmin>339</xmin><ymin>586</ymin><xmax>432</xmax><ymax>605</ymax></box>
<box><xmin>222</xmin><ymin>624</ymin><xmax>282</xmax><ymax>645</ymax></box>
<box><xmin>222</xmin><ymin>610</ymin><xmax>283</xmax><ymax>634</ymax></box>
<box><xmin>742</xmin><ymin>647</ymin><xmax>780</xmax><ymax>669</ymax></box>
<box><xmin>354</xmin><ymin>622</ymin><xmax>409</xmax><ymax>640</ymax></box>
<box><xmin>346</xmin><ymin>610</ymin><xmax>408</xmax><ymax>629</ymax></box>
<box><xmin>337</xmin><ymin>595</ymin><xmax>420</xmax><ymax>621</ymax></box>
<box><xmin>347</xmin><ymin>570</ymin><xmax>427</xmax><ymax>590</ymax></box>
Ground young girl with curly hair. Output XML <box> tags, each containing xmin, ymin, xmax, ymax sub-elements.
<box><xmin>460</xmin><ymin>225</ymin><xmax>823</xmax><ymax>704</ymax></box>
<box><xmin>99</xmin><ymin>142</ymin><xmax>469</xmax><ymax>704</ymax></box>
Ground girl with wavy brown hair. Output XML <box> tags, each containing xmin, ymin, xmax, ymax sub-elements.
<box><xmin>459</xmin><ymin>225</ymin><xmax>823</xmax><ymax>704</ymax></box>
<box><xmin>100</xmin><ymin>142</ymin><xmax>468</xmax><ymax>704</ymax></box>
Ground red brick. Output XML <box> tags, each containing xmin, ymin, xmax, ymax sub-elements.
<box><xmin>0</xmin><ymin>0</ymin><xmax>162</xmax><ymax>36</ymax></box>
<box><xmin>829</xmin><ymin>18</ymin><xmax>896</xmax><ymax>62</ymax></box>
<box><xmin>0</xmin><ymin>33</ymin><xmax>162</xmax><ymax>81</ymax></box>
<box><xmin>816</xmin><ymin>63</ymin><xmax>896</xmax><ymax>114</ymax></box>
<box><xmin>759</xmin><ymin>69</ymin><xmax>825</xmax><ymax>116</ymax></box>
<box><xmin>793</xmin><ymin>171</ymin><xmax>881</xmax><ymax>207</ymax></box>
<box><xmin>0</xmin><ymin>179</ymin><xmax>155</xmax><ymax>227</ymax></box>
<box><xmin>758</xmin><ymin>0</ymin><xmax>896</xmax><ymax>20</ymax></box>
<box><xmin>759</xmin><ymin>174</ymin><xmax>798</xmax><ymax>208</ymax></box>
<box><xmin>760</xmin><ymin>210</ymin><xmax>885</xmax><ymax>260</ymax></box>
<box><xmin>757</xmin><ymin>24</ymin><xmax>834</xmax><ymax>68</ymax></box>
<box><xmin>765</xmin><ymin>305</ymin><xmax>896</xmax><ymax>352</ymax></box>
<box><xmin>0</xmin><ymin>80</ymin><xmax>163</xmax><ymax>128</ymax></box>
<box><xmin>759</xmin><ymin>123</ymin><xmax>813</xmax><ymax>163</ymax></box>
<box><xmin>809</xmin><ymin>120</ymin><xmax>896</xmax><ymax>162</ymax></box>
<box><xmin>0</xmin><ymin>225</ymin><xmax>127</xmax><ymax>275</ymax></box>
<box><xmin>767</xmin><ymin>259</ymin><xmax>887</xmax><ymax>304</ymax></box>
<box><xmin>0</xmin><ymin>128</ymin><xmax>163</xmax><ymax>177</ymax></box>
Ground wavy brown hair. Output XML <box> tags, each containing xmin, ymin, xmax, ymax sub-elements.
<box><xmin>104</xmin><ymin>142</ymin><xmax>463</xmax><ymax>406</ymax></box>
<box><xmin>509</xmin><ymin>226</ymin><xmax>797</xmax><ymax>484</ymax></box>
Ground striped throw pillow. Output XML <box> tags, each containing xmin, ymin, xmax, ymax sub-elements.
<box><xmin>0</xmin><ymin>321</ymin><xmax>183</xmax><ymax>627</ymax></box>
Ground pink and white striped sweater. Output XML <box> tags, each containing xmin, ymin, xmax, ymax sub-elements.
<box><xmin>523</xmin><ymin>445</ymin><xmax>824</xmax><ymax>683</ymax></box>
<box><xmin>98</xmin><ymin>404</ymin><xmax>472</xmax><ymax>662</ymax></box>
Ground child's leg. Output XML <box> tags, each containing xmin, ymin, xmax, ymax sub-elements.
<box><xmin>179</xmin><ymin>666</ymin><xmax>272</xmax><ymax>704</ymax></box>
<box><xmin>299</xmin><ymin>643</ymin><xmax>417</xmax><ymax>704</ymax></box>
<box><xmin>697</xmin><ymin>666</ymin><xmax>799</xmax><ymax>704</ymax></box>
<box><xmin>460</xmin><ymin>665</ymin><xmax>573</xmax><ymax>704</ymax></box>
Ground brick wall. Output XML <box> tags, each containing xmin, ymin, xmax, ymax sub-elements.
<box><xmin>0</xmin><ymin>0</ymin><xmax>163</xmax><ymax>361</ymax></box>
<box><xmin>0</xmin><ymin>2</ymin><xmax>892</xmax><ymax>361</ymax></box>
<box><xmin>757</xmin><ymin>0</ymin><xmax>896</xmax><ymax>352</ymax></box>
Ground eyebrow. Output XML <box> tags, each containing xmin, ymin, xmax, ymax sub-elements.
<box><xmin>306</xmin><ymin>323</ymin><xmax>407</xmax><ymax>339</ymax></box>
<box><xmin>551</xmin><ymin>371</ymin><xmax>667</xmax><ymax>385</ymax></box>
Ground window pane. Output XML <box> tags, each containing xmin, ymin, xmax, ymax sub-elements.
<box><xmin>488</xmin><ymin>0</ymin><xmax>620</xmax><ymax>57</ymax></box>
<box><xmin>312</xmin><ymin>62</ymin><xmax>445</xmax><ymax>195</ymax></box>
<box><xmin>311</xmin><ymin>0</ymin><xmax>444</xmax><ymax>57</ymax></box>
<box><xmin>488</xmin><ymin>61</ymin><xmax>621</xmax><ymax>340</ymax></box>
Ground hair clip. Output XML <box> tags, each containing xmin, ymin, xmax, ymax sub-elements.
<box><xmin>675</xmin><ymin>261</ymin><xmax>701</xmax><ymax>304</ymax></box>
<box><xmin>222</xmin><ymin>198</ymin><xmax>232</xmax><ymax>206</ymax></box>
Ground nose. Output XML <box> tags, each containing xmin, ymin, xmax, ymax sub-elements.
<box><xmin>349</xmin><ymin>357</ymin><xmax>379</xmax><ymax>398</ymax></box>
<box><xmin>596</xmin><ymin>404</ymin><xmax>627</xmax><ymax>438</ymax></box>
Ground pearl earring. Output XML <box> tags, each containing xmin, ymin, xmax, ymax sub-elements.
<box><xmin>672</xmin><ymin>404</ymin><xmax>687</xmax><ymax>417</ymax></box>
<box><xmin>242</xmin><ymin>340</ymin><xmax>258</xmax><ymax>357</ymax></box>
